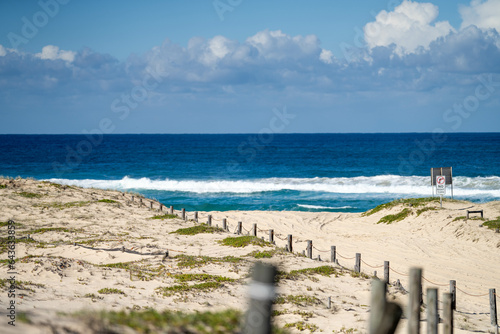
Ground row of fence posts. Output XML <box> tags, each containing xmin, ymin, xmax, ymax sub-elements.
<box><xmin>131</xmin><ymin>199</ymin><xmax>498</xmax><ymax>333</ymax></box>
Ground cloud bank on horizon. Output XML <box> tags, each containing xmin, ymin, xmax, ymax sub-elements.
<box><xmin>1</xmin><ymin>0</ymin><xmax>500</xmax><ymax>133</ymax></box>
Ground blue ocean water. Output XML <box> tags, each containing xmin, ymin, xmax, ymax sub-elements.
<box><xmin>0</xmin><ymin>133</ymin><xmax>499</xmax><ymax>212</ymax></box>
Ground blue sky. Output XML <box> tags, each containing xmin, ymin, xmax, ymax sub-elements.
<box><xmin>0</xmin><ymin>0</ymin><xmax>499</xmax><ymax>133</ymax></box>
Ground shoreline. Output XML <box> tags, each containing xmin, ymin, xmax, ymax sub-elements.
<box><xmin>0</xmin><ymin>177</ymin><xmax>499</xmax><ymax>333</ymax></box>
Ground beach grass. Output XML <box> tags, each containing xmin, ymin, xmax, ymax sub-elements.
<box><xmin>174</xmin><ymin>255</ymin><xmax>243</xmax><ymax>268</ymax></box>
<box><xmin>172</xmin><ymin>273</ymin><xmax>235</xmax><ymax>283</ymax></box>
<box><xmin>377</xmin><ymin>208</ymin><xmax>412</xmax><ymax>224</ymax></box>
<box><xmin>483</xmin><ymin>216</ymin><xmax>500</xmax><ymax>230</ymax></box>
<box><xmin>16</xmin><ymin>191</ymin><xmax>44</xmax><ymax>199</ymax></box>
<box><xmin>171</xmin><ymin>225</ymin><xmax>224</xmax><ymax>235</ymax></box>
<box><xmin>363</xmin><ymin>197</ymin><xmax>440</xmax><ymax>216</ymax></box>
<box><xmin>98</xmin><ymin>288</ymin><xmax>125</xmax><ymax>295</ymax></box>
<box><xmin>150</xmin><ymin>214</ymin><xmax>178</xmax><ymax>220</ymax></box>
<box><xmin>274</xmin><ymin>294</ymin><xmax>322</xmax><ymax>306</ymax></box>
<box><xmin>219</xmin><ymin>236</ymin><xmax>273</xmax><ymax>248</ymax></box>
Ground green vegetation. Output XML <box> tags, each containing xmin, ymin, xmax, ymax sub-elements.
<box><xmin>0</xmin><ymin>221</ymin><xmax>24</xmax><ymax>228</ymax></box>
<box><xmin>219</xmin><ymin>236</ymin><xmax>272</xmax><ymax>248</ymax></box>
<box><xmin>16</xmin><ymin>192</ymin><xmax>44</xmax><ymax>199</ymax></box>
<box><xmin>97</xmin><ymin>199</ymin><xmax>119</xmax><ymax>204</ymax></box>
<box><xmin>66</xmin><ymin>308</ymin><xmax>289</xmax><ymax>334</ymax></box>
<box><xmin>175</xmin><ymin>255</ymin><xmax>243</xmax><ymax>268</ymax></box>
<box><xmin>24</xmin><ymin>227</ymin><xmax>75</xmax><ymax>235</ymax></box>
<box><xmin>98</xmin><ymin>288</ymin><xmax>125</xmax><ymax>295</ymax></box>
<box><xmin>378</xmin><ymin>208</ymin><xmax>412</xmax><ymax>224</ymax></box>
<box><xmin>171</xmin><ymin>225</ymin><xmax>224</xmax><ymax>235</ymax></box>
<box><xmin>247</xmin><ymin>248</ymin><xmax>286</xmax><ymax>258</ymax></box>
<box><xmin>156</xmin><ymin>282</ymin><xmax>223</xmax><ymax>297</ymax></box>
<box><xmin>453</xmin><ymin>216</ymin><xmax>466</xmax><ymax>221</ymax></box>
<box><xmin>274</xmin><ymin>294</ymin><xmax>321</xmax><ymax>306</ymax></box>
<box><xmin>0</xmin><ymin>279</ymin><xmax>45</xmax><ymax>292</ymax></box>
<box><xmin>350</xmin><ymin>271</ymin><xmax>370</xmax><ymax>279</ymax></box>
<box><xmin>276</xmin><ymin>266</ymin><xmax>342</xmax><ymax>282</ymax></box>
<box><xmin>284</xmin><ymin>321</ymin><xmax>319</xmax><ymax>332</ymax></box>
<box><xmin>333</xmin><ymin>326</ymin><xmax>358</xmax><ymax>333</ymax></box>
<box><xmin>41</xmin><ymin>181</ymin><xmax>70</xmax><ymax>189</ymax></box>
<box><xmin>172</xmin><ymin>273</ymin><xmax>235</xmax><ymax>283</ymax></box>
<box><xmin>35</xmin><ymin>201</ymin><xmax>92</xmax><ymax>210</ymax></box>
<box><xmin>150</xmin><ymin>214</ymin><xmax>178</xmax><ymax>220</ymax></box>
<box><xmin>98</xmin><ymin>262</ymin><xmax>136</xmax><ymax>270</ymax></box>
<box><xmin>272</xmin><ymin>309</ymin><xmax>314</xmax><ymax>320</ymax></box>
<box><xmin>0</xmin><ymin>184</ymin><xmax>6</xmax><ymax>189</ymax></box>
<box><xmin>416</xmin><ymin>207</ymin><xmax>436</xmax><ymax>216</ymax></box>
<box><xmin>363</xmin><ymin>197</ymin><xmax>440</xmax><ymax>216</ymax></box>
<box><xmin>483</xmin><ymin>216</ymin><xmax>500</xmax><ymax>230</ymax></box>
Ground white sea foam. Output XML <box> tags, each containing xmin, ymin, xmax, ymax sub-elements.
<box><xmin>45</xmin><ymin>175</ymin><xmax>500</xmax><ymax>197</ymax></box>
<box><xmin>297</xmin><ymin>204</ymin><xmax>354</xmax><ymax>210</ymax></box>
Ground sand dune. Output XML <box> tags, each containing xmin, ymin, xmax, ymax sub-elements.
<box><xmin>0</xmin><ymin>177</ymin><xmax>499</xmax><ymax>333</ymax></box>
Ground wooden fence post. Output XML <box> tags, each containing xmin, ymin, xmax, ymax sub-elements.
<box><xmin>443</xmin><ymin>293</ymin><xmax>454</xmax><ymax>334</ymax></box>
<box><xmin>269</xmin><ymin>229</ymin><xmax>274</xmax><ymax>243</ymax></box>
<box><xmin>355</xmin><ymin>253</ymin><xmax>361</xmax><ymax>273</ymax></box>
<box><xmin>427</xmin><ymin>288</ymin><xmax>438</xmax><ymax>334</ymax></box>
<box><xmin>243</xmin><ymin>262</ymin><xmax>276</xmax><ymax>334</ymax></box>
<box><xmin>238</xmin><ymin>221</ymin><xmax>242</xmax><ymax>235</ymax></box>
<box><xmin>150</xmin><ymin>201</ymin><xmax>153</xmax><ymax>209</ymax></box>
<box><xmin>252</xmin><ymin>224</ymin><xmax>257</xmax><ymax>237</ymax></box>
<box><xmin>408</xmin><ymin>268</ymin><xmax>422</xmax><ymax>334</ymax></box>
<box><xmin>222</xmin><ymin>218</ymin><xmax>227</xmax><ymax>231</ymax></box>
<box><xmin>131</xmin><ymin>195</ymin><xmax>134</xmax><ymax>202</ymax></box>
<box><xmin>159</xmin><ymin>204</ymin><xmax>163</xmax><ymax>211</ymax></box>
<box><xmin>369</xmin><ymin>279</ymin><xmax>401</xmax><ymax>334</ymax></box>
<box><xmin>384</xmin><ymin>261</ymin><xmax>390</xmax><ymax>283</ymax></box>
<box><xmin>327</xmin><ymin>296</ymin><xmax>331</xmax><ymax>309</ymax></box>
<box><xmin>287</xmin><ymin>235</ymin><xmax>292</xmax><ymax>253</ymax></box>
<box><xmin>194</xmin><ymin>211</ymin><xmax>198</xmax><ymax>222</ymax></box>
<box><xmin>307</xmin><ymin>240</ymin><xmax>312</xmax><ymax>259</ymax></box>
<box><xmin>491</xmin><ymin>288</ymin><xmax>498</xmax><ymax>328</ymax></box>
<box><xmin>450</xmin><ymin>280</ymin><xmax>456</xmax><ymax>310</ymax></box>
<box><xmin>170</xmin><ymin>206</ymin><xmax>174</xmax><ymax>215</ymax></box>
<box><xmin>182</xmin><ymin>208</ymin><xmax>186</xmax><ymax>220</ymax></box>
<box><xmin>331</xmin><ymin>246</ymin><xmax>336</xmax><ymax>263</ymax></box>
<box><xmin>370</xmin><ymin>279</ymin><xmax>387</xmax><ymax>334</ymax></box>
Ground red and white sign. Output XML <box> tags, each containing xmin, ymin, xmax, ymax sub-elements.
<box><xmin>436</xmin><ymin>176</ymin><xmax>446</xmax><ymax>195</ymax></box>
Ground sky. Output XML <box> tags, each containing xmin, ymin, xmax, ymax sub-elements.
<box><xmin>0</xmin><ymin>0</ymin><xmax>499</xmax><ymax>134</ymax></box>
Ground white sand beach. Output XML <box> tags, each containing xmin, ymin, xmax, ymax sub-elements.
<box><xmin>0</xmin><ymin>177</ymin><xmax>499</xmax><ymax>333</ymax></box>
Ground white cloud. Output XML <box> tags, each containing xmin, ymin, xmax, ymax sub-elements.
<box><xmin>319</xmin><ymin>49</ymin><xmax>334</xmax><ymax>64</ymax></box>
<box><xmin>460</xmin><ymin>0</ymin><xmax>500</xmax><ymax>32</ymax></box>
<box><xmin>35</xmin><ymin>45</ymin><xmax>76</xmax><ymax>62</ymax></box>
<box><xmin>246</xmin><ymin>29</ymin><xmax>320</xmax><ymax>60</ymax></box>
<box><xmin>0</xmin><ymin>45</ymin><xmax>6</xmax><ymax>57</ymax></box>
<box><xmin>364</xmin><ymin>0</ymin><xmax>455</xmax><ymax>55</ymax></box>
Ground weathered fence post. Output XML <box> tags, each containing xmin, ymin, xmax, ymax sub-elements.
<box><xmin>384</xmin><ymin>261</ymin><xmax>390</xmax><ymax>283</ymax></box>
<box><xmin>194</xmin><ymin>211</ymin><xmax>198</xmax><ymax>222</ymax></box>
<box><xmin>181</xmin><ymin>208</ymin><xmax>186</xmax><ymax>220</ymax></box>
<box><xmin>269</xmin><ymin>229</ymin><xmax>274</xmax><ymax>243</ymax></box>
<box><xmin>443</xmin><ymin>293</ymin><xmax>454</xmax><ymax>334</ymax></box>
<box><xmin>159</xmin><ymin>204</ymin><xmax>163</xmax><ymax>211</ymax></box>
<box><xmin>427</xmin><ymin>288</ymin><xmax>438</xmax><ymax>334</ymax></box>
<box><xmin>243</xmin><ymin>262</ymin><xmax>277</xmax><ymax>334</ymax></box>
<box><xmin>355</xmin><ymin>253</ymin><xmax>361</xmax><ymax>273</ymax></box>
<box><xmin>369</xmin><ymin>279</ymin><xmax>401</xmax><ymax>334</ymax></box>
<box><xmin>370</xmin><ymin>279</ymin><xmax>387</xmax><ymax>334</ymax></box>
<box><xmin>287</xmin><ymin>234</ymin><xmax>292</xmax><ymax>252</ymax></box>
<box><xmin>449</xmin><ymin>280</ymin><xmax>456</xmax><ymax>310</ymax></box>
<box><xmin>238</xmin><ymin>221</ymin><xmax>242</xmax><ymax>235</ymax></box>
<box><xmin>131</xmin><ymin>195</ymin><xmax>134</xmax><ymax>202</ymax></box>
<box><xmin>170</xmin><ymin>206</ymin><xmax>174</xmax><ymax>215</ymax></box>
<box><xmin>307</xmin><ymin>240</ymin><xmax>312</xmax><ymax>259</ymax></box>
<box><xmin>327</xmin><ymin>296</ymin><xmax>331</xmax><ymax>309</ymax></box>
<box><xmin>150</xmin><ymin>201</ymin><xmax>153</xmax><ymax>209</ymax></box>
<box><xmin>408</xmin><ymin>267</ymin><xmax>422</xmax><ymax>334</ymax></box>
<box><xmin>139</xmin><ymin>198</ymin><xmax>143</xmax><ymax>205</ymax></box>
<box><xmin>222</xmin><ymin>218</ymin><xmax>227</xmax><ymax>231</ymax></box>
<box><xmin>331</xmin><ymin>246</ymin><xmax>336</xmax><ymax>263</ymax></box>
<box><xmin>208</xmin><ymin>215</ymin><xmax>212</xmax><ymax>226</ymax></box>
<box><xmin>252</xmin><ymin>224</ymin><xmax>257</xmax><ymax>237</ymax></box>
<box><xmin>491</xmin><ymin>288</ymin><xmax>498</xmax><ymax>328</ymax></box>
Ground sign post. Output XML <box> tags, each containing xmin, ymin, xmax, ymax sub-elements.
<box><xmin>436</xmin><ymin>176</ymin><xmax>446</xmax><ymax>208</ymax></box>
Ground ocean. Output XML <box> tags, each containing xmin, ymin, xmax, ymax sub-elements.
<box><xmin>0</xmin><ymin>133</ymin><xmax>499</xmax><ymax>212</ymax></box>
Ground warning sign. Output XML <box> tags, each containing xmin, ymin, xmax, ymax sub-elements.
<box><xmin>436</xmin><ymin>176</ymin><xmax>446</xmax><ymax>195</ymax></box>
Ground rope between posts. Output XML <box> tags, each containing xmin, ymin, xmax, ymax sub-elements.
<box><xmin>312</xmin><ymin>245</ymin><xmax>330</xmax><ymax>253</ymax></box>
<box><xmin>456</xmin><ymin>287</ymin><xmax>490</xmax><ymax>297</ymax></box>
<box><xmin>422</xmin><ymin>276</ymin><xmax>449</xmax><ymax>287</ymax></box>
<box><xmin>361</xmin><ymin>259</ymin><xmax>384</xmax><ymax>269</ymax></box>
<box><xmin>389</xmin><ymin>266</ymin><xmax>409</xmax><ymax>276</ymax></box>
<box><xmin>337</xmin><ymin>252</ymin><xmax>356</xmax><ymax>260</ymax></box>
